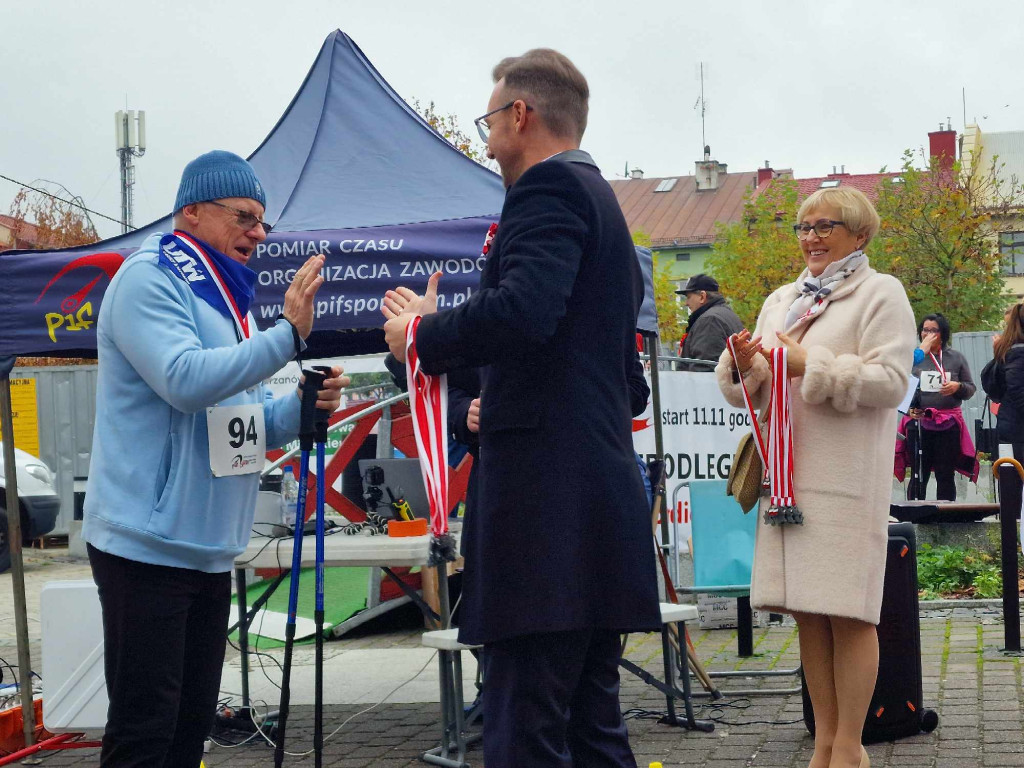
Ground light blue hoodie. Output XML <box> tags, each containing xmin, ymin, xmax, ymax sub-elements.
<box><xmin>83</xmin><ymin>233</ymin><xmax>302</xmax><ymax>573</ymax></box>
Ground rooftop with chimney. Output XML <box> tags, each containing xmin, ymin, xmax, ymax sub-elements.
<box><xmin>608</xmin><ymin>145</ymin><xmax>786</xmax><ymax>253</ymax></box>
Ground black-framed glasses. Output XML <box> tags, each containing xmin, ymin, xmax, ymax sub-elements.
<box><xmin>207</xmin><ymin>200</ymin><xmax>273</xmax><ymax>234</ymax></box>
<box><xmin>793</xmin><ymin>219</ymin><xmax>845</xmax><ymax>239</ymax></box>
<box><xmin>473</xmin><ymin>100</ymin><xmax>533</xmax><ymax>143</ymax></box>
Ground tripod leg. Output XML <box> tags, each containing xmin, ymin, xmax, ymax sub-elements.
<box><xmin>314</xmin><ymin>441</ymin><xmax>326</xmax><ymax>768</ymax></box>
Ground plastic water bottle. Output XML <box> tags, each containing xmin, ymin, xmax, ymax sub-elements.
<box><xmin>280</xmin><ymin>466</ymin><xmax>299</xmax><ymax>528</ymax></box>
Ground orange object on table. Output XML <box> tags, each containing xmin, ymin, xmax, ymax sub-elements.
<box><xmin>387</xmin><ymin>518</ymin><xmax>428</xmax><ymax>537</ymax></box>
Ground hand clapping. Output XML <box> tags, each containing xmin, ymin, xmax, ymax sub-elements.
<box><xmin>381</xmin><ymin>271</ymin><xmax>442</xmax><ymax>363</ymax></box>
<box><xmin>729</xmin><ymin>330</ymin><xmax>762</xmax><ymax>374</ymax></box>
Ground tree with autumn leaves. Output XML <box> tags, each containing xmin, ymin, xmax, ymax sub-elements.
<box><xmin>873</xmin><ymin>150</ymin><xmax>1024</xmax><ymax>331</ymax></box>
<box><xmin>705</xmin><ymin>179</ymin><xmax>804</xmax><ymax>329</ymax></box>
<box><xmin>708</xmin><ymin>152</ymin><xmax>1024</xmax><ymax>332</ymax></box>
<box><xmin>409</xmin><ymin>99</ymin><xmax>489</xmax><ymax>165</ymax></box>
<box><xmin>7</xmin><ymin>185</ymin><xmax>99</xmax><ymax>251</ymax></box>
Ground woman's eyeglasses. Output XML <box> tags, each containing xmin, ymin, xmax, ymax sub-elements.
<box><xmin>793</xmin><ymin>220</ymin><xmax>845</xmax><ymax>239</ymax></box>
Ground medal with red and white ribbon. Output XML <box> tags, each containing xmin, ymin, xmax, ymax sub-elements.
<box><xmin>404</xmin><ymin>316</ymin><xmax>456</xmax><ymax>562</ymax></box>
<box><xmin>765</xmin><ymin>346</ymin><xmax>802</xmax><ymax>526</ymax></box>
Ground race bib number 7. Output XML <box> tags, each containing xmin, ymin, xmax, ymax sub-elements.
<box><xmin>207</xmin><ymin>404</ymin><xmax>266</xmax><ymax>477</ymax></box>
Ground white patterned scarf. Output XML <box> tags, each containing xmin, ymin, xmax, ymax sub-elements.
<box><xmin>783</xmin><ymin>250</ymin><xmax>867</xmax><ymax>331</ymax></box>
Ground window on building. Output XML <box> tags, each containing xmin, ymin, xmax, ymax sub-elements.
<box><xmin>654</xmin><ymin>178</ymin><xmax>678</xmax><ymax>193</ymax></box>
<box><xmin>819</xmin><ymin>179</ymin><xmax>841</xmax><ymax>189</ymax></box>
<box><xmin>1001</xmin><ymin>231</ymin><xmax>1024</xmax><ymax>275</ymax></box>
<box><xmin>675</xmin><ymin>252</ymin><xmax>691</xmax><ymax>262</ymax></box>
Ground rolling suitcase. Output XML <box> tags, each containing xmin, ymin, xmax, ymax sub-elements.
<box><xmin>803</xmin><ymin>522</ymin><xmax>938</xmax><ymax>743</ymax></box>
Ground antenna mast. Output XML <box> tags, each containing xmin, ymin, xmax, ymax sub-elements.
<box><xmin>114</xmin><ymin>109</ymin><xmax>146</xmax><ymax>233</ymax></box>
<box><xmin>698</xmin><ymin>62</ymin><xmax>707</xmax><ymax>149</ymax></box>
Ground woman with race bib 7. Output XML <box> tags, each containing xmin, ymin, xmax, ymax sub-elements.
<box><xmin>907</xmin><ymin>313</ymin><xmax>977</xmax><ymax>501</ymax></box>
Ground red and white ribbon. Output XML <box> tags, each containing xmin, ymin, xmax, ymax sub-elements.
<box><xmin>727</xmin><ymin>335</ymin><xmax>768</xmax><ymax>471</ymax></box>
<box><xmin>767</xmin><ymin>347</ymin><xmax>795</xmax><ymax>507</ymax></box>
<box><xmin>404</xmin><ymin>316</ymin><xmax>449</xmax><ymax>537</ymax></box>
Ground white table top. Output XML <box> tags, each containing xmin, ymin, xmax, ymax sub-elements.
<box><xmin>234</xmin><ymin>528</ymin><xmax>458</xmax><ymax>569</ymax></box>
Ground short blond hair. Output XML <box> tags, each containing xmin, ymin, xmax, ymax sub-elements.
<box><xmin>797</xmin><ymin>187</ymin><xmax>881</xmax><ymax>247</ymax></box>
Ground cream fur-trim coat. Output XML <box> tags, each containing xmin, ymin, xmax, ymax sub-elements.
<box><xmin>716</xmin><ymin>265</ymin><xmax>916</xmax><ymax>624</ymax></box>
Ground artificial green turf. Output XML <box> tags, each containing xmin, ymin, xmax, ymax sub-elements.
<box><xmin>230</xmin><ymin>566</ymin><xmax>370</xmax><ymax>649</ymax></box>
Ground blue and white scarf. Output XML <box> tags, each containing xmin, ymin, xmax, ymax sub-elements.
<box><xmin>158</xmin><ymin>231</ymin><xmax>257</xmax><ymax>340</ymax></box>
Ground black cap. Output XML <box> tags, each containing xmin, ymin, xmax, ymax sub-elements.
<box><xmin>675</xmin><ymin>273</ymin><xmax>719</xmax><ymax>294</ymax></box>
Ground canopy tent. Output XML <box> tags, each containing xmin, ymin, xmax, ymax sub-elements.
<box><xmin>0</xmin><ymin>29</ymin><xmax>506</xmax><ymax>360</ymax></box>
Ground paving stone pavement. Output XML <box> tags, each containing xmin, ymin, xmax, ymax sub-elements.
<box><xmin>2</xmin><ymin>550</ymin><xmax>1022</xmax><ymax>767</ymax></box>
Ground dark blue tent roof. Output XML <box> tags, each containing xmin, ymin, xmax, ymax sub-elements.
<box><xmin>253</xmin><ymin>30</ymin><xmax>505</xmax><ymax>230</ymax></box>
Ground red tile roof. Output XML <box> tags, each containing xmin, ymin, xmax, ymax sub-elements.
<box><xmin>0</xmin><ymin>213</ymin><xmax>48</xmax><ymax>250</ymax></box>
<box><xmin>609</xmin><ymin>168</ymin><xmax>900</xmax><ymax>250</ymax></box>
<box><xmin>609</xmin><ymin>171</ymin><xmax>762</xmax><ymax>249</ymax></box>
<box><xmin>758</xmin><ymin>172</ymin><xmax>901</xmax><ymax>202</ymax></box>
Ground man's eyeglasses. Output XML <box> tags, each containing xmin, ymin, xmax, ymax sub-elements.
<box><xmin>473</xmin><ymin>100</ymin><xmax>533</xmax><ymax>143</ymax></box>
<box><xmin>207</xmin><ymin>201</ymin><xmax>273</xmax><ymax>234</ymax></box>
<box><xmin>793</xmin><ymin>219</ymin><xmax>845</xmax><ymax>239</ymax></box>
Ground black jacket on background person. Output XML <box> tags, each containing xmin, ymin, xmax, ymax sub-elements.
<box><xmin>679</xmin><ymin>297</ymin><xmax>743</xmax><ymax>371</ymax></box>
<box><xmin>996</xmin><ymin>345</ymin><xmax>1024</xmax><ymax>443</ymax></box>
<box><xmin>414</xmin><ymin>152</ymin><xmax>660</xmax><ymax>646</ymax></box>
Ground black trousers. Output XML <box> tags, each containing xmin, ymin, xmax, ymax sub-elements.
<box><xmin>918</xmin><ymin>424</ymin><xmax>961</xmax><ymax>502</ymax></box>
<box><xmin>88</xmin><ymin>544</ymin><xmax>231</xmax><ymax>768</ymax></box>
<box><xmin>482</xmin><ymin>628</ymin><xmax>636</xmax><ymax>768</ymax></box>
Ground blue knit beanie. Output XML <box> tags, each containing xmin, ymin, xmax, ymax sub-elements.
<box><xmin>173</xmin><ymin>150</ymin><xmax>266</xmax><ymax>212</ymax></box>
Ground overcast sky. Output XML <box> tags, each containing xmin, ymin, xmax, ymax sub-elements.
<box><xmin>3</xmin><ymin>0</ymin><xmax>1023</xmax><ymax>240</ymax></box>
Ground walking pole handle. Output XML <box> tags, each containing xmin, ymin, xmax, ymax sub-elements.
<box><xmin>299</xmin><ymin>368</ymin><xmax>328</xmax><ymax>451</ymax></box>
<box><xmin>312</xmin><ymin>365</ymin><xmax>332</xmax><ymax>444</ymax></box>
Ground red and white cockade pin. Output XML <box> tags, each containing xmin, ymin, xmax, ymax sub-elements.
<box><xmin>481</xmin><ymin>223</ymin><xmax>498</xmax><ymax>255</ymax></box>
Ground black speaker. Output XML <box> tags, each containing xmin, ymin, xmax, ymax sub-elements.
<box><xmin>803</xmin><ymin>523</ymin><xmax>939</xmax><ymax>743</ymax></box>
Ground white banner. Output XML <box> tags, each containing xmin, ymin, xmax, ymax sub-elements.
<box><xmin>633</xmin><ymin>370</ymin><xmax>751</xmax><ymax>552</ymax></box>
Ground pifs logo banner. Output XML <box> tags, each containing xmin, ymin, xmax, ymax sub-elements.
<box><xmin>34</xmin><ymin>252</ymin><xmax>126</xmax><ymax>343</ymax></box>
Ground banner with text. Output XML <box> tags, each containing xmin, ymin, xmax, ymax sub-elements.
<box><xmin>632</xmin><ymin>370</ymin><xmax>751</xmax><ymax>550</ymax></box>
<box><xmin>0</xmin><ymin>217</ymin><xmax>495</xmax><ymax>357</ymax></box>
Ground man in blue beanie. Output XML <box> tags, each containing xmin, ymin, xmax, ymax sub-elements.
<box><xmin>83</xmin><ymin>150</ymin><xmax>348</xmax><ymax>767</ymax></box>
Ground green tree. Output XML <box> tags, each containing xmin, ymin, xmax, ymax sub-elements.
<box><xmin>653</xmin><ymin>259</ymin><xmax>685</xmax><ymax>347</ymax></box>
<box><xmin>409</xmin><ymin>99</ymin><xmax>488</xmax><ymax>164</ymax></box>
<box><xmin>706</xmin><ymin>179</ymin><xmax>803</xmax><ymax>329</ymax></box>
<box><xmin>872</xmin><ymin>150</ymin><xmax>1023</xmax><ymax>332</ymax></box>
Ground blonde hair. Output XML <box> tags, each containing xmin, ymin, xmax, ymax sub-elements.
<box><xmin>797</xmin><ymin>187</ymin><xmax>881</xmax><ymax>248</ymax></box>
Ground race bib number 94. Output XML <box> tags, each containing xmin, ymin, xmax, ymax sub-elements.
<box><xmin>207</xmin><ymin>404</ymin><xmax>266</xmax><ymax>477</ymax></box>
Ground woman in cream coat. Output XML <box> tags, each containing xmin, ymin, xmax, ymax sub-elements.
<box><xmin>717</xmin><ymin>187</ymin><xmax>915</xmax><ymax>768</ymax></box>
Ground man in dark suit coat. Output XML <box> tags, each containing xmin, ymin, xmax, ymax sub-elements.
<box><xmin>383</xmin><ymin>48</ymin><xmax>659</xmax><ymax>768</ymax></box>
